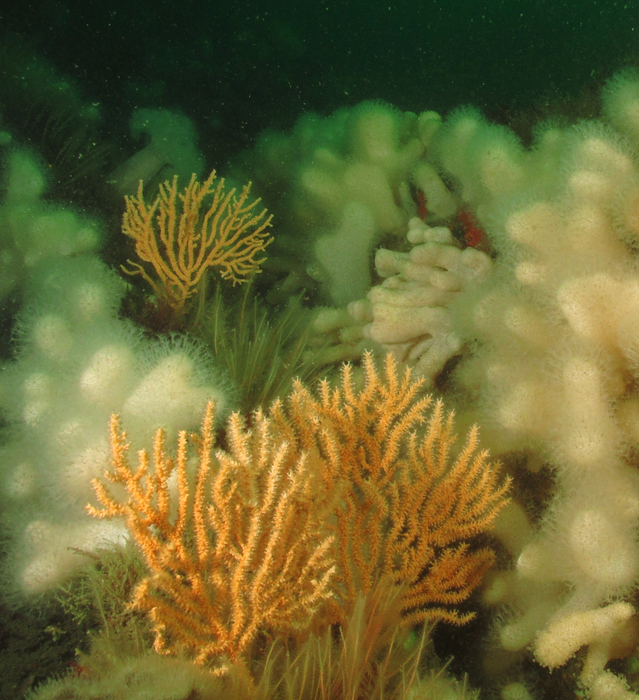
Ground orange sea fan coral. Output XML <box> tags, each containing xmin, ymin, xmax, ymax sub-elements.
<box><xmin>121</xmin><ymin>170</ymin><xmax>273</xmax><ymax>321</ymax></box>
<box><xmin>87</xmin><ymin>353</ymin><xmax>509</xmax><ymax>669</ymax></box>
<box><xmin>281</xmin><ymin>352</ymin><xmax>511</xmax><ymax>625</ymax></box>
<box><xmin>87</xmin><ymin>400</ymin><xmax>336</xmax><ymax>665</ymax></box>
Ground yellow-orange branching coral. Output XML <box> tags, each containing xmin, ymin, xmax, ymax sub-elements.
<box><xmin>122</xmin><ymin>171</ymin><xmax>273</xmax><ymax>319</ymax></box>
<box><xmin>281</xmin><ymin>352</ymin><xmax>511</xmax><ymax>625</ymax></box>
<box><xmin>87</xmin><ymin>401</ymin><xmax>335</xmax><ymax>665</ymax></box>
<box><xmin>88</xmin><ymin>353</ymin><xmax>509</xmax><ymax>669</ymax></box>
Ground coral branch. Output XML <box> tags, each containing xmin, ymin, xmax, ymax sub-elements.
<box><xmin>122</xmin><ymin>171</ymin><xmax>273</xmax><ymax>320</ymax></box>
<box><xmin>88</xmin><ymin>353</ymin><xmax>509</xmax><ymax>668</ymax></box>
<box><xmin>88</xmin><ymin>400</ymin><xmax>335</xmax><ymax>665</ymax></box>
<box><xmin>283</xmin><ymin>352</ymin><xmax>511</xmax><ymax>625</ymax></box>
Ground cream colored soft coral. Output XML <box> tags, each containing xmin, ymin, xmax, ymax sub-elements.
<box><xmin>0</xmin><ymin>254</ymin><xmax>227</xmax><ymax>595</ymax></box>
<box><xmin>232</xmin><ymin>102</ymin><xmax>454</xmax><ymax>305</ymax></box>
<box><xmin>351</xmin><ymin>217</ymin><xmax>492</xmax><ymax>386</ymax></box>
<box><xmin>428</xmin><ymin>71</ymin><xmax>639</xmax><ymax>696</ymax></box>
<box><xmin>0</xmin><ymin>148</ymin><xmax>103</xmax><ymax>303</ymax></box>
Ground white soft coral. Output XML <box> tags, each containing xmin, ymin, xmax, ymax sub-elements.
<box><xmin>350</xmin><ymin>217</ymin><xmax>492</xmax><ymax>386</ymax></box>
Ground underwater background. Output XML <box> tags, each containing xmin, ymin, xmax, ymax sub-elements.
<box><xmin>3</xmin><ymin>0</ymin><xmax>639</xmax><ymax>699</ymax></box>
<box><xmin>4</xmin><ymin>0</ymin><xmax>639</xmax><ymax>166</ymax></box>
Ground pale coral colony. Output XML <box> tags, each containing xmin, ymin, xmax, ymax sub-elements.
<box><xmin>6</xmin><ymin>61</ymin><xmax>639</xmax><ymax>700</ymax></box>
